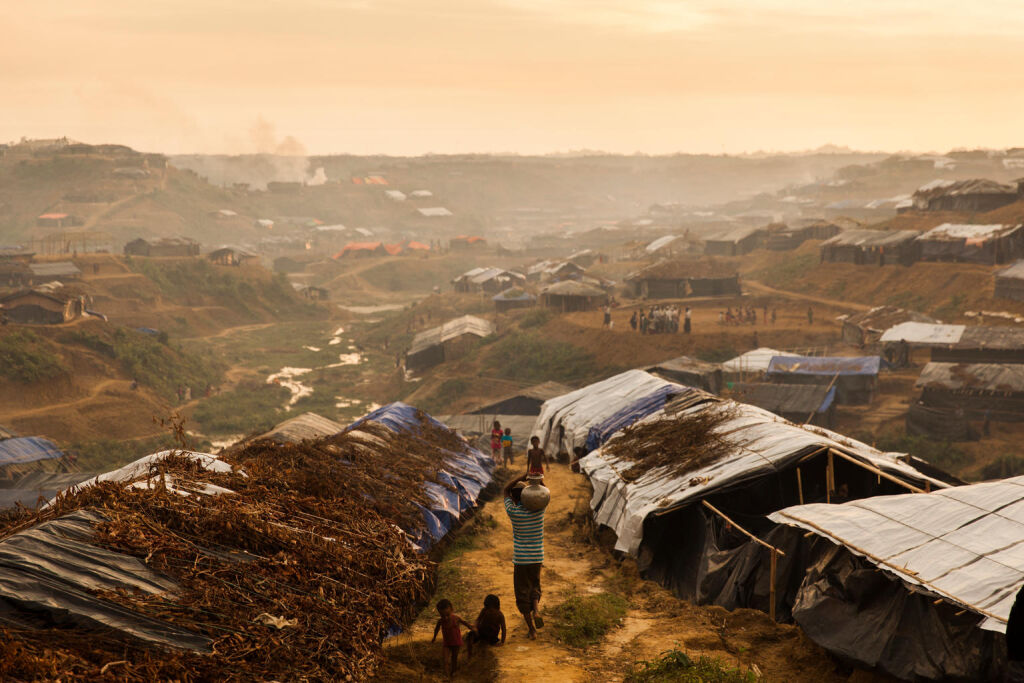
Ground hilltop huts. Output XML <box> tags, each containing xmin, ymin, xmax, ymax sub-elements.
<box><xmin>769</xmin><ymin>478</ymin><xmax>1024</xmax><ymax>681</ymax></box>
<box><xmin>492</xmin><ymin>288</ymin><xmax>535</xmax><ymax>313</ymax></box>
<box><xmin>915</xmin><ymin>362</ymin><xmax>1024</xmax><ymax>421</ymax></box>
<box><xmin>763</xmin><ymin>220</ymin><xmax>842</xmax><ymax>251</ymax></box>
<box><xmin>124</xmin><ymin>237</ymin><xmax>200</xmax><ymax>257</ymax></box>
<box><xmin>452</xmin><ymin>267</ymin><xmax>525</xmax><ymax>294</ymax></box>
<box><xmin>0</xmin><ymin>289</ymin><xmax>85</xmax><ymax>324</ymax></box>
<box><xmin>0</xmin><ymin>261</ymin><xmax>31</xmax><ymax>287</ymax></box>
<box><xmin>540</xmin><ymin>280</ymin><xmax>607</xmax><ymax>312</ymax></box>
<box><xmin>646</xmin><ymin>355</ymin><xmax>723</xmax><ymax>394</ymax></box>
<box><xmin>579</xmin><ymin>390</ymin><xmax>951</xmax><ymax>622</ymax></box>
<box><xmin>721</xmin><ymin>347</ymin><xmax>785</xmax><ymax>380</ymax></box>
<box><xmin>704</xmin><ymin>226</ymin><xmax>765</xmax><ymax>256</ymax></box>
<box><xmin>731</xmin><ymin>382</ymin><xmax>837</xmax><ymax>428</ymax></box>
<box><xmin>995</xmin><ymin>260</ymin><xmax>1024</xmax><ymax>301</ymax></box>
<box><xmin>840</xmin><ymin>306</ymin><xmax>937</xmax><ymax>348</ymax></box>
<box><xmin>207</xmin><ymin>247</ymin><xmax>258</xmax><ymax>266</ymax></box>
<box><xmin>819</xmin><ymin>229</ymin><xmax>919</xmax><ymax>265</ymax></box>
<box><xmin>929</xmin><ymin>327</ymin><xmax>1024</xmax><ymax>364</ymax></box>
<box><xmin>334</xmin><ymin>242</ymin><xmax>386</xmax><ymax>258</ymax></box>
<box><xmin>527</xmin><ymin>260</ymin><xmax>585</xmax><ymax>283</ymax></box>
<box><xmin>626</xmin><ymin>260</ymin><xmax>741</xmax><ymax>299</ymax></box>
<box><xmin>911</xmin><ymin>178</ymin><xmax>1020</xmax><ymax>212</ymax></box>
<box><xmin>28</xmin><ymin>261</ymin><xmax>81</xmax><ymax>283</ymax></box>
<box><xmin>915</xmin><ymin>223</ymin><xmax>1024</xmax><ymax>265</ymax></box>
<box><xmin>405</xmin><ymin>315</ymin><xmax>495</xmax><ymax>372</ymax></box>
<box><xmin>449</xmin><ymin>235</ymin><xmax>485</xmax><ymax>249</ymax></box>
<box><xmin>766</xmin><ymin>355</ymin><xmax>880</xmax><ymax>405</ymax></box>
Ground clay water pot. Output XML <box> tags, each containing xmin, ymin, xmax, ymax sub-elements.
<box><xmin>521</xmin><ymin>475</ymin><xmax>550</xmax><ymax>512</ymax></box>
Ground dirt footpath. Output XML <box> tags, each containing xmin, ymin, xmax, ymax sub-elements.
<box><xmin>376</xmin><ymin>466</ymin><xmax>891</xmax><ymax>682</ymax></box>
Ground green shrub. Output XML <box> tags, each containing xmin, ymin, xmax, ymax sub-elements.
<box><xmin>486</xmin><ymin>332</ymin><xmax>600</xmax><ymax>384</ymax></box>
<box><xmin>418</xmin><ymin>378</ymin><xmax>471</xmax><ymax>414</ymax></box>
<box><xmin>191</xmin><ymin>381</ymin><xmax>290</xmax><ymax>435</ymax></box>
<box><xmin>551</xmin><ymin>593</ymin><xmax>627</xmax><ymax>647</ymax></box>
<box><xmin>518</xmin><ymin>308</ymin><xmax>554</xmax><ymax>329</ymax></box>
<box><xmin>0</xmin><ymin>331</ymin><xmax>67</xmax><ymax>382</ymax></box>
<box><xmin>753</xmin><ymin>252</ymin><xmax>816</xmax><ymax>289</ymax></box>
<box><xmin>626</xmin><ymin>648</ymin><xmax>758</xmax><ymax>682</ymax></box>
<box><xmin>861</xmin><ymin>430</ymin><xmax>965</xmax><ymax>471</ymax></box>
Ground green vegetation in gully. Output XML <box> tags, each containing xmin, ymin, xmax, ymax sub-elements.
<box><xmin>191</xmin><ymin>381</ymin><xmax>290</xmax><ymax>435</ymax></box>
<box><xmin>61</xmin><ymin>328</ymin><xmax>225</xmax><ymax>402</ymax></box>
<box><xmin>551</xmin><ymin>592</ymin><xmax>628</xmax><ymax>647</ymax></box>
<box><xmin>862</xmin><ymin>430</ymin><xmax>966</xmax><ymax>472</ymax></box>
<box><xmin>0</xmin><ymin>330</ymin><xmax>67</xmax><ymax>383</ymax></box>
<box><xmin>753</xmin><ymin>252</ymin><xmax>816</xmax><ymax>290</ymax></box>
<box><xmin>626</xmin><ymin>648</ymin><xmax>758</xmax><ymax>683</ymax></box>
<box><xmin>486</xmin><ymin>331</ymin><xmax>600</xmax><ymax>384</ymax></box>
<box><xmin>68</xmin><ymin>433</ymin><xmax>212</xmax><ymax>474</ymax></box>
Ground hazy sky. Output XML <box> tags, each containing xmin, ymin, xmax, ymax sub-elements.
<box><xmin>3</xmin><ymin>0</ymin><xmax>1024</xmax><ymax>155</ymax></box>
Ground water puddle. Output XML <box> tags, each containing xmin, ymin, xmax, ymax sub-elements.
<box><xmin>339</xmin><ymin>304</ymin><xmax>406</xmax><ymax>314</ymax></box>
<box><xmin>303</xmin><ymin>345</ymin><xmax>321</xmax><ymax>352</ymax></box>
<box><xmin>267</xmin><ymin>367</ymin><xmax>314</xmax><ymax>406</ymax></box>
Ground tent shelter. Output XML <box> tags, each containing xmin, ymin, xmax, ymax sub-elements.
<box><xmin>492</xmin><ymin>288</ymin><xmax>535</xmax><ymax>313</ymax></box>
<box><xmin>767</xmin><ymin>355</ymin><xmax>881</xmax><ymax>405</ymax></box>
<box><xmin>721</xmin><ymin>347</ymin><xmax>785</xmax><ymax>379</ymax></box>
<box><xmin>915</xmin><ymin>223</ymin><xmax>1024</xmax><ymax>265</ymax></box>
<box><xmin>469</xmin><ymin>382</ymin><xmax>573</xmax><ymax>416</ymax></box>
<box><xmin>911</xmin><ymin>178</ymin><xmax>1020</xmax><ymax>213</ymax></box>
<box><xmin>730</xmin><ymin>382</ymin><xmax>837</xmax><ymax>428</ymax></box>
<box><xmin>579</xmin><ymin>390</ymin><xmax>953</xmax><ymax>623</ymax></box>
<box><xmin>769</xmin><ymin>477</ymin><xmax>1024</xmax><ymax>681</ymax></box>
<box><xmin>995</xmin><ymin>260</ymin><xmax>1024</xmax><ymax>302</ymax></box>
<box><xmin>840</xmin><ymin>306</ymin><xmax>937</xmax><ymax>347</ymax></box>
<box><xmin>452</xmin><ymin>267</ymin><xmax>525</xmax><ymax>294</ymax></box>
<box><xmin>646</xmin><ymin>355</ymin><xmax>724</xmax><ymax>394</ymax></box>
<box><xmin>929</xmin><ymin>327</ymin><xmax>1024</xmax><ymax>364</ymax></box>
<box><xmin>703</xmin><ymin>226</ymin><xmax>765</xmax><ymax>256</ymax></box>
<box><xmin>819</xmin><ymin>229</ymin><xmax>919</xmax><ymax>265</ymax></box>
<box><xmin>532</xmin><ymin>370</ymin><xmax>684</xmax><ymax>456</ymax></box>
<box><xmin>915</xmin><ymin>362</ymin><xmax>1024</xmax><ymax>421</ymax></box>
<box><xmin>626</xmin><ymin>260</ymin><xmax>740</xmax><ymax>299</ymax></box>
<box><xmin>405</xmin><ymin>315</ymin><xmax>495</xmax><ymax>372</ymax></box>
<box><xmin>539</xmin><ymin>280</ymin><xmax>607</xmax><ymax>312</ymax></box>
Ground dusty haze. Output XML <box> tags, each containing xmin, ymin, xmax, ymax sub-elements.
<box><xmin>3</xmin><ymin>0</ymin><xmax>1024</xmax><ymax>154</ymax></box>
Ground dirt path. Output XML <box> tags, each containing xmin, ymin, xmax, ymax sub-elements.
<box><xmin>377</xmin><ymin>466</ymin><xmax>887</xmax><ymax>682</ymax></box>
<box><xmin>0</xmin><ymin>379</ymin><xmax>129</xmax><ymax>419</ymax></box>
<box><xmin>184</xmin><ymin>322</ymin><xmax>277</xmax><ymax>341</ymax></box>
<box><xmin>744</xmin><ymin>280</ymin><xmax>872</xmax><ymax>312</ymax></box>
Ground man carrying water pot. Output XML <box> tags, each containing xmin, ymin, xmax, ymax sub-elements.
<box><xmin>503</xmin><ymin>475</ymin><xmax>545</xmax><ymax>639</ymax></box>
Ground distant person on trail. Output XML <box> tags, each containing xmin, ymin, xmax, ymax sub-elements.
<box><xmin>432</xmin><ymin>598</ymin><xmax>474</xmax><ymax>679</ymax></box>
<box><xmin>771</xmin><ymin>308</ymin><xmax>777</xmax><ymax>325</ymax></box>
<box><xmin>491</xmin><ymin>421</ymin><xmax>503</xmax><ymax>465</ymax></box>
<box><xmin>602</xmin><ymin>305</ymin><xmax>611</xmax><ymax>328</ymax></box>
<box><xmin>752</xmin><ymin>331</ymin><xmax>759</xmax><ymax>349</ymax></box>
<box><xmin>807</xmin><ymin>306</ymin><xmax>814</xmax><ymax>325</ymax></box>
<box><xmin>527</xmin><ymin>436</ymin><xmax>545</xmax><ymax>478</ymax></box>
<box><xmin>684</xmin><ymin>307</ymin><xmax>692</xmax><ymax>334</ymax></box>
<box><xmin>629</xmin><ymin>311</ymin><xmax>638</xmax><ymax>331</ymax></box>
<box><xmin>504</xmin><ymin>475</ymin><xmax>545</xmax><ymax>640</ymax></box>
<box><xmin>501</xmin><ymin>428</ymin><xmax>514</xmax><ymax>466</ymax></box>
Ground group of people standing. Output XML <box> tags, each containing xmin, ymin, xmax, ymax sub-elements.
<box><xmin>720</xmin><ymin>305</ymin><xmax>775</xmax><ymax>326</ymax></box>
<box><xmin>629</xmin><ymin>305</ymin><xmax>691</xmax><ymax>335</ymax></box>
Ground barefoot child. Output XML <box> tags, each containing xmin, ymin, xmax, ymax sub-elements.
<box><xmin>432</xmin><ymin>599</ymin><xmax>474</xmax><ymax>679</ymax></box>
<box><xmin>501</xmin><ymin>428</ymin><xmax>514</xmax><ymax>467</ymax></box>
<box><xmin>465</xmin><ymin>594</ymin><xmax>506</xmax><ymax>652</ymax></box>
<box><xmin>527</xmin><ymin>436</ymin><xmax>545</xmax><ymax>479</ymax></box>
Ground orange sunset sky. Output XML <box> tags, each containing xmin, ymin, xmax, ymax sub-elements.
<box><xmin>2</xmin><ymin>0</ymin><xmax>1023</xmax><ymax>155</ymax></box>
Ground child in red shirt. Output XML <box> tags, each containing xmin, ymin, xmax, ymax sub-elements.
<box><xmin>432</xmin><ymin>598</ymin><xmax>474</xmax><ymax>679</ymax></box>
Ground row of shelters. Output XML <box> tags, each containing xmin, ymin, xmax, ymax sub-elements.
<box><xmin>820</xmin><ymin>223</ymin><xmax>1024</xmax><ymax>266</ymax></box>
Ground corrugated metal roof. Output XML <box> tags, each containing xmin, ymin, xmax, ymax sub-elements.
<box><xmin>914</xmin><ymin>178</ymin><xmax>1016</xmax><ymax>198</ymax></box>
<box><xmin>770</xmin><ymin>477</ymin><xmax>1024</xmax><ymax>632</ymax></box>
<box><xmin>706</xmin><ymin>225</ymin><xmax>763</xmax><ymax>243</ymax></box>
<box><xmin>768</xmin><ymin>355</ymin><xmax>881</xmax><ymax>377</ymax></box>
<box><xmin>879</xmin><ymin>322</ymin><xmax>966</xmax><ymax>345</ymax></box>
<box><xmin>916</xmin><ymin>362</ymin><xmax>1024</xmax><ymax>393</ymax></box>
<box><xmin>955</xmin><ymin>326</ymin><xmax>1024</xmax><ymax>350</ymax></box>
<box><xmin>917</xmin><ymin>223</ymin><xmax>1023</xmax><ymax>242</ymax></box>
<box><xmin>580</xmin><ymin>393</ymin><xmax>951</xmax><ymax>556</ymax></box>
<box><xmin>408</xmin><ymin>315</ymin><xmax>495</xmax><ymax>356</ymax></box>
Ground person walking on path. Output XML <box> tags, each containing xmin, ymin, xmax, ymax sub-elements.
<box><xmin>683</xmin><ymin>307</ymin><xmax>692</xmax><ymax>334</ymax></box>
<box><xmin>490</xmin><ymin>421</ymin><xmax>504</xmax><ymax>465</ymax></box>
<box><xmin>807</xmin><ymin>306</ymin><xmax>814</xmax><ymax>326</ymax></box>
<box><xmin>504</xmin><ymin>475</ymin><xmax>545</xmax><ymax>640</ymax></box>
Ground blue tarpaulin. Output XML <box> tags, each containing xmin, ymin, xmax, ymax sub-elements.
<box><xmin>584</xmin><ymin>385</ymin><xmax>692</xmax><ymax>453</ymax></box>
<box><xmin>349</xmin><ymin>402</ymin><xmax>494</xmax><ymax>552</ymax></box>
<box><xmin>0</xmin><ymin>437</ymin><xmax>63</xmax><ymax>466</ymax></box>
<box><xmin>767</xmin><ymin>355</ymin><xmax>881</xmax><ymax>377</ymax></box>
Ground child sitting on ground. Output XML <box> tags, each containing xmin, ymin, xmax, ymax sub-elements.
<box><xmin>501</xmin><ymin>428</ymin><xmax>514</xmax><ymax>467</ymax></box>
<box><xmin>527</xmin><ymin>436</ymin><xmax>546</xmax><ymax>479</ymax></box>
<box><xmin>432</xmin><ymin>598</ymin><xmax>474</xmax><ymax>680</ymax></box>
<box><xmin>465</xmin><ymin>594</ymin><xmax>506</xmax><ymax>653</ymax></box>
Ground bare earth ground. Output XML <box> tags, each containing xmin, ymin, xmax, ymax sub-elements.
<box><xmin>375</xmin><ymin>465</ymin><xmax>892</xmax><ymax>683</ymax></box>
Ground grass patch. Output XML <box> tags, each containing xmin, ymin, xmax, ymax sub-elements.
<box><xmin>933</xmin><ymin>293</ymin><xmax>968</xmax><ymax>321</ymax></box>
<box><xmin>981</xmin><ymin>455</ymin><xmax>1024</xmax><ymax>480</ymax></box>
<box><xmin>752</xmin><ymin>252</ymin><xmax>815</xmax><ymax>290</ymax></box>
<box><xmin>626</xmin><ymin>648</ymin><xmax>758</xmax><ymax>682</ymax></box>
<box><xmin>518</xmin><ymin>308</ymin><xmax>554</xmax><ymax>329</ymax></box>
<box><xmin>551</xmin><ymin>592</ymin><xmax>627</xmax><ymax>647</ymax></box>
<box><xmin>695</xmin><ymin>345</ymin><xmax>738</xmax><ymax>364</ymax></box>
<box><xmin>859</xmin><ymin>430</ymin><xmax>966</xmax><ymax>471</ymax></box>
<box><xmin>486</xmin><ymin>332</ymin><xmax>600</xmax><ymax>384</ymax></box>
<box><xmin>417</xmin><ymin>378</ymin><xmax>471</xmax><ymax>414</ymax></box>
<box><xmin>885</xmin><ymin>290</ymin><xmax>928</xmax><ymax>313</ymax></box>
<box><xmin>0</xmin><ymin>330</ymin><xmax>66</xmax><ymax>383</ymax></box>
<box><xmin>190</xmin><ymin>380</ymin><xmax>290</xmax><ymax>435</ymax></box>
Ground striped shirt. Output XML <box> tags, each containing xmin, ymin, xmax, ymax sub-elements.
<box><xmin>505</xmin><ymin>497</ymin><xmax>544</xmax><ymax>565</ymax></box>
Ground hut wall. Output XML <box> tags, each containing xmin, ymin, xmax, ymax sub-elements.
<box><xmin>995</xmin><ymin>276</ymin><xmax>1024</xmax><ymax>302</ymax></box>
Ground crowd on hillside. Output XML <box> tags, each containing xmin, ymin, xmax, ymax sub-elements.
<box><xmin>622</xmin><ymin>305</ymin><xmax>690</xmax><ymax>334</ymax></box>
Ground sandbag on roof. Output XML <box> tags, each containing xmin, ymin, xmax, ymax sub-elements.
<box><xmin>580</xmin><ymin>392</ymin><xmax>952</xmax><ymax>556</ymax></box>
<box><xmin>531</xmin><ymin>370</ymin><xmax>686</xmax><ymax>455</ymax></box>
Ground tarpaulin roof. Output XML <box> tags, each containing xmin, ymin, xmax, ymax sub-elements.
<box><xmin>721</xmin><ymin>348</ymin><xmax>784</xmax><ymax>373</ymax></box>
<box><xmin>584</xmin><ymin>383</ymin><xmax>687</xmax><ymax>453</ymax></box>
<box><xmin>408</xmin><ymin>315</ymin><xmax>495</xmax><ymax>356</ymax></box>
<box><xmin>917</xmin><ymin>223</ymin><xmax>1023</xmax><ymax>242</ymax></box>
<box><xmin>348</xmin><ymin>402</ymin><xmax>494</xmax><ymax>551</ymax></box>
<box><xmin>28</xmin><ymin>262</ymin><xmax>81</xmax><ymax>278</ymax></box>
<box><xmin>996</xmin><ymin>260</ymin><xmax>1024</xmax><ymax>281</ymax></box>
<box><xmin>769</xmin><ymin>476</ymin><xmax>1024</xmax><ymax>633</ymax></box>
<box><xmin>821</xmin><ymin>229</ymin><xmax>918</xmax><ymax>248</ymax></box>
<box><xmin>916</xmin><ymin>362</ymin><xmax>1024</xmax><ymax>393</ymax></box>
<box><xmin>532</xmin><ymin>370</ymin><xmax>685</xmax><ymax>455</ymax></box>
<box><xmin>492</xmin><ymin>288</ymin><xmax>535</xmax><ymax>302</ymax></box>
<box><xmin>253</xmin><ymin>412</ymin><xmax>347</xmax><ymax>444</ymax></box>
<box><xmin>767</xmin><ymin>355</ymin><xmax>881</xmax><ymax>377</ymax></box>
<box><xmin>880</xmin><ymin>322</ymin><xmax>966</xmax><ymax>345</ymax></box>
<box><xmin>731</xmin><ymin>382</ymin><xmax>835</xmax><ymax>416</ymax></box>
<box><xmin>580</xmin><ymin>392</ymin><xmax>952</xmax><ymax>556</ymax></box>
<box><xmin>0</xmin><ymin>436</ymin><xmax>63</xmax><ymax>466</ymax></box>
<box><xmin>645</xmin><ymin>235</ymin><xmax>679</xmax><ymax>252</ymax></box>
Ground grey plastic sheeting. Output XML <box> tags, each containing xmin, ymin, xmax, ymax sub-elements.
<box><xmin>580</xmin><ymin>396</ymin><xmax>952</xmax><ymax>556</ymax></box>
<box><xmin>770</xmin><ymin>476</ymin><xmax>1024</xmax><ymax>634</ymax></box>
<box><xmin>532</xmin><ymin>370</ymin><xmax>684</xmax><ymax>455</ymax></box>
<box><xmin>0</xmin><ymin>509</ymin><xmax>211</xmax><ymax>652</ymax></box>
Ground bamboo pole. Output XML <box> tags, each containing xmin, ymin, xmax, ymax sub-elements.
<box><xmin>803</xmin><ymin>371</ymin><xmax>841</xmax><ymax>426</ymax></box>
<box><xmin>796</xmin><ymin>467</ymin><xmax>804</xmax><ymax>505</ymax></box>
<box><xmin>701</xmin><ymin>500</ymin><xmax>785</xmax><ymax>557</ymax></box>
<box><xmin>769</xmin><ymin>550</ymin><xmax>778</xmax><ymax>622</ymax></box>
<box><xmin>826</xmin><ymin>450</ymin><xmax>833</xmax><ymax>503</ymax></box>
<box><xmin>828</xmin><ymin>448</ymin><xmax>926</xmax><ymax>494</ymax></box>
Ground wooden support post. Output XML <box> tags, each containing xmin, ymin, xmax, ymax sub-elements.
<box><xmin>826</xmin><ymin>450</ymin><xmax>834</xmax><ymax>503</ymax></box>
<box><xmin>796</xmin><ymin>467</ymin><xmax>804</xmax><ymax>505</ymax></box>
<box><xmin>769</xmin><ymin>550</ymin><xmax>778</xmax><ymax>622</ymax></box>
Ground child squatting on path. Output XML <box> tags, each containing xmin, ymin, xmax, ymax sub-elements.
<box><xmin>465</xmin><ymin>594</ymin><xmax>507</xmax><ymax>650</ymax></box>
<box><xmin>432</xmin><ymin>599</ymin><xmax>474</xmax><ymax>679</ymax></box>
